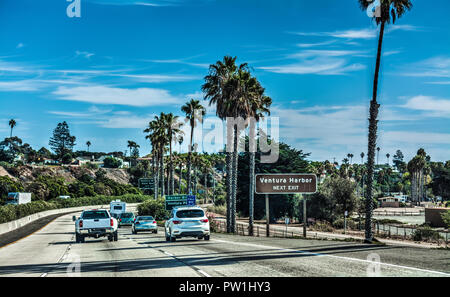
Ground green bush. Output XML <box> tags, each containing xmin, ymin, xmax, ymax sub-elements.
<box><xmin>0</xmin><ymin>201</ymin><xmax>59</xmax><ymax>224</ymax></box>
<box><xmin>0</xmin><ymin>194</ymin><xmax>151</xmax><ymax>224</ymax></box>
<box><xmin>207</xmin><ymin>204</ymin><xmax>226</xmax><ymax>216</ymax></box>
<box><xmin>440</xmin><ymin>210</ymin><xmax>450</xmax><ymax>229</ymax></box>
<box><xmin>137</xmin><ymin>199</ymin><xmax>168</xmax><ymax>220</ymax></box>
<box><xmin>0</xmin><ymin>176</ymin><xmax>24</xmax><ymax>203</ymax></box>
<box><xmin>103</xmin><ymin>157</ymin><xmax>122</xmax><ymax>168</ymax></box>
<box><xmin>332</xmin><ymin>218</ymin><xmax>357</xmax><ymax>230</ymax></box>
<box><xmin>375</xmin><ymin>218</ymin><xmax>404</xmax><ymax>225</ymax></box>
<box><xmin>411</xmin><ymin>226</ymin><xmax>443</xmax><ymax>242</ymax></box>
<box><xmin>0</xmin><ymin>204</ymin><xmax>17</xmax><ymax>223</ymax></box>
<box><xmin>310</xmin><ymin>221</ymin><xmax>334</xmax><ymax>232</ymax></box>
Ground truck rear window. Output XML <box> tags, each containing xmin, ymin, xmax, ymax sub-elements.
<box><xmin>82</xmin><ymin>211</ymin><xmax>109</xmax><ymax>219</ymax></box>
<box><xmin>113</xmin><ymin>206</ymin><xmax>123</xmax><ymax>210</ymax></box>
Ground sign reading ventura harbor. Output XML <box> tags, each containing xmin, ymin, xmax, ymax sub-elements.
<box><xmin>255</xmin><ymin>173</ymin><xmax>317</xmax><ymax>194</ymax></box>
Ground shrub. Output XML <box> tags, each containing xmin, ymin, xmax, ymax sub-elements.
<box><xmin>206</xmin><ymin>212</ymin><xmax>218</xmax><ymax>232</ymax></box>
<box><xmin>411</xmin><ymin>226</ymin><xmax>443</xmax><ymax>242</ymax></box>
<box><xmin>0</xmin><ymin>176</ymin><xmax>24</xmax><ymax>203</ymax></box>
<box><xmin>207</xmin><ymin>204</ymin><xmax>226</xmax><ymax>216</ymax></box>
<box><xmin>103</xmin><ymin>157</ymin><xmax>122</xmax><ymax>169</ymax></box>
<box><xmin>0</xmin><ymin>200</ymin><xmax>59</xmax><ymax>224</ymax></box>
<box><xmin>332</xmin><ymin>218</ymin><xmax>357</xmax><ymax>230</ymax></box>
<box><xmin>440</xmin><ymin>210</ymin><xmax>450</xmax><ymax>229</ymax></box>
<box><xmin>375</xmin><ymin>218</ymin><xmax>404</xmax><ymax>225</ymax></box>
<box><xmin>310</xmin><ymin>221</ymin><xmax>334</xmax><ymax>232</ymax></box>
<box><xmin>137</xmin><ymin>199</ymin><xmax>168</xmax><ymax>220</ymax></box>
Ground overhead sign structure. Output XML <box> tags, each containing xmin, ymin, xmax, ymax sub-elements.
<box><xmin>165</xmin><ymin>195</ymin><xmax>196</xmax><ymax>211</ymax></box>
<box><xmin>255</xmin><ymin>173</ymin><xmax>317</xmax><ymax>194</ymax></box>
<box><xmin>138</xmin><ymin>178</ymin><xmax>154</xmax><ymax>190</ymax></box>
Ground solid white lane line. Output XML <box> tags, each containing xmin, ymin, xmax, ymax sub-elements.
<box><xmin>212</xmin><ymin>239</ymin><xmax>450</xmax><ymax>276</ymax></box>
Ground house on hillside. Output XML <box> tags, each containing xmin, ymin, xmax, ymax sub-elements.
<box><xmin>98</xmin><ymin>155</ymin><xmax>129</xmax><ymax>169</ymax></box>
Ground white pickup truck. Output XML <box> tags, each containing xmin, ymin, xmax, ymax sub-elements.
<box><xmin>74</xmin><ymin>209</ymin><xmax>118</xmax><ymax>243</ymax></box>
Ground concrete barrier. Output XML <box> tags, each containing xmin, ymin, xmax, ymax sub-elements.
<box><xmin>0</xmin><ymin>203</ymin><xmax>140</xmax><ymax>236</ymax></box>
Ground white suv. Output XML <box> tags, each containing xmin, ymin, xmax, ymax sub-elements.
<box><xmin>165</xmin><ymin>206</ymin><xmax>210</xmax><ymax>242</ymax></box>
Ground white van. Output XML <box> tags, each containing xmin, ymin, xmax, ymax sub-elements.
<box><xmin>110</xmin><ymin>200</ymin><xmax>126</xmax><ymax>219</ymax></box>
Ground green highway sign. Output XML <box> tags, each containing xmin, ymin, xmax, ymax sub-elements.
<box><xmin>138</xmin><ymin>178</ymin><xmax>154</xmax><ymax>190</ymax></box>
<box><xmin>165</xmin><ymin>195</ymin><xmax>196</xmax><ymax>211</ymax></box>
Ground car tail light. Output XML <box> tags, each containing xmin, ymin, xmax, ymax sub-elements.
<box><xmin>79</xmin><ymin>220</ymin><xmax>83</xmax><ymax>228</ymax></box>
<box><xmin>201</xmin><ymin>219</ymin><xmax>209</xmax><ymax>223</ymax></box>
<box><xmin>110</xmin><ymin>218</ymin><xmax>114</xmax><ymax>227</ymax></box>
<box><xmin>153</xmin><ymin>221</ymin><xmax>156</xmax><ymax>224</ymax></box>
<box><xmin>173</xmin><ymin>220</ymin><xmax>182</xmax><ymax>224</ymax></box>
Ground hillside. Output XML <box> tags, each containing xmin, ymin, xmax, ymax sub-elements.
<box><xmin>0</xmin><ymin>165</ymin><xmax>131</xmax><ymax>185</ymax></box>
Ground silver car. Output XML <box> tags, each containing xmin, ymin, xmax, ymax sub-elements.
<box><xmin>132</xmin><ymin>216</ymin><xmax>158</xmax><ymax>234</ymax></box>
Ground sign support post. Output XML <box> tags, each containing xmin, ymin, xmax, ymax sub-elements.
<box><xmin>303</xmin><ymin>195</ymin><xmax>307</xmax><ymax>238</ymax></box>
<box><xmin>266</xmin><ymin>194</ymin><xmax>270</xmax><ymax>237</ymax></box>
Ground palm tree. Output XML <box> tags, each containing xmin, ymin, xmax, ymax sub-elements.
<box><xmin>144</xmin><ymin>114</ymin><xmax>169</xmax><ymax>197</ymax></box>
<box><xmin>360</xmin><ymin>152</ymin><xmax>365</xmax><ymax>164</ymax></box>
<box><xmin>164</xmin><ymin>113</ymin><xmax>184</xmax><ymax>195</ymax></box>
<box><xmin>181</xmin><ymin>99</ymin><xmax>206</xmax><ymax>196</ymax></box>
<box><xmin>86</xmin><ymin>141</ymin><xmax>91</xmax><ymax>152</ymax></box>
<box><xmin>239</xmin><ymin>76</ymin><xmax>271</xmax><ymax>236</ymax></box>
<box><xmin>202</xmin><ymin>56</ymin><xmax>254</xmax><ymax>233</ymax></box>
<box><xmin>8</xmin><ymin>119</ymin><xmax>16</xmax><ymax>138</ymax></box>
<box><xmin>386</xmin><ymin>153</ymin><xmax>391</xmax><ymax>166</ymax></box>
<box><xmin>358</xmin><ymin>0</ymin><xmax>413</xmax><ymax>242</ymax></box>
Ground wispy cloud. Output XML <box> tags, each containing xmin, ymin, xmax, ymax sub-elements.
<box><xmin>52</xmin><ymin>85</ymin><xmax>182</xmax><ymax>107</ymax></box>
<box><xmin>293</xmin><ymin>28</ymin><xmax>377</xmax><ymax>39</ymax></box>
<box><xmin>402</xmin><ymin>95</ymin><xmax>450</xmax><ymax>117</ymax></box>
<box><xmin>75</xmin><ymin>50</ymin><xmax>95</xmax><ymax>59</ymax></box>
<box><xmin>399</xmin><ymin>56</ymin><xmax>450</xmax><ymax>78</ymax></box>
<box><xmin>292</xmin><ymin>25</ymin><xmax>419</xmax><ymax>40</ymax></box>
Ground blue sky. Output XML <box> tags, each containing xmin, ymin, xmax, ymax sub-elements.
<box><xmin>1</xmin><ymin>0</ymin><xmax>450</xmax><ymax>162</ymax></box>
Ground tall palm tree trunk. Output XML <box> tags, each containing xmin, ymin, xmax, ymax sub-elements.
<box><xmin>169</xmin><ymin>140</ymin><xmax>174</xmax><ymax>195</ymax></box>
<box><xmin>365</xmin><ymin>21</ymin><xmax>385</xmax><ymax>243</ymax></box>
<box><xmin>230</xmin><ymin>125</ymin><xmax>239</xmax><ymax>233</ymax></box>
<box><xmin>249</xmin><ymin>151</ymin><xmax>255</xmax><ymax>236</ymax></box>
<box><xmin>179</xmin><ymin>162</ymin><xmax>183</xmax><ymax>194</ymax></box>
<box><xmin>187</xmin><ymin>126</ymin><xmax>194</xmax><ymax>194</ymax></box>
<box><xmin>153</xmin><ymin>151</ymin><xmax>159</xmax><ymax>199</ymax></box>
<box><xmin>204</xmin><ymin>173</ymin><xmax>208</xmax><ymax>203</ymax></box>
<box><xmin>160</xmin><ymin>149</ymin><xmax>165</xmax><ymax>197</ymax></box>
<box><xmin>225</xmin><ymin>152</ymin><xmax>233</xmax><ymax>233</ymax></box>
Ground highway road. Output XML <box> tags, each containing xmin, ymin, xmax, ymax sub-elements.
<box><xmin>0</xmin><ymin>211</ymin><xmax>448</xmax><ymax>277</ymax></box>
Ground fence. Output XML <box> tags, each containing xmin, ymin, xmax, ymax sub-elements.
<box><xmin>373</xmin><ymin>210</ymin><xmax>425</xmax><ymax>216</ymax></box>
<box><xmin>374</xmin><ymin>222</ymin><xmax>449</xmax><ymax>243</ymax></box>
<box><xmin>213</xmin><ymin>219</ymin><xmax>450</xmax><ymax>245</ymax></box>
<box><xmin>215</xmin><ymin>220</ymin><xmax>297</xmax><ymax>238</ymax></box>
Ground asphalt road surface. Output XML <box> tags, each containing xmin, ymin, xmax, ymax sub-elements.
<box><xmin>0</xmin><ymin>211</ymin><xmax>448</xmax><ymax>277</ymax></box>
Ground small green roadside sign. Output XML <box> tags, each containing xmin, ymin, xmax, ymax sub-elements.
<box><xmin>138</xmin><ymin>178</ymin><xmax>154</xmax><ymax>190</ymax></box>
<box><xmin>165</xmin><ymin>195</ymin><xmax>196</xmax><ymax>211</ymax></box>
